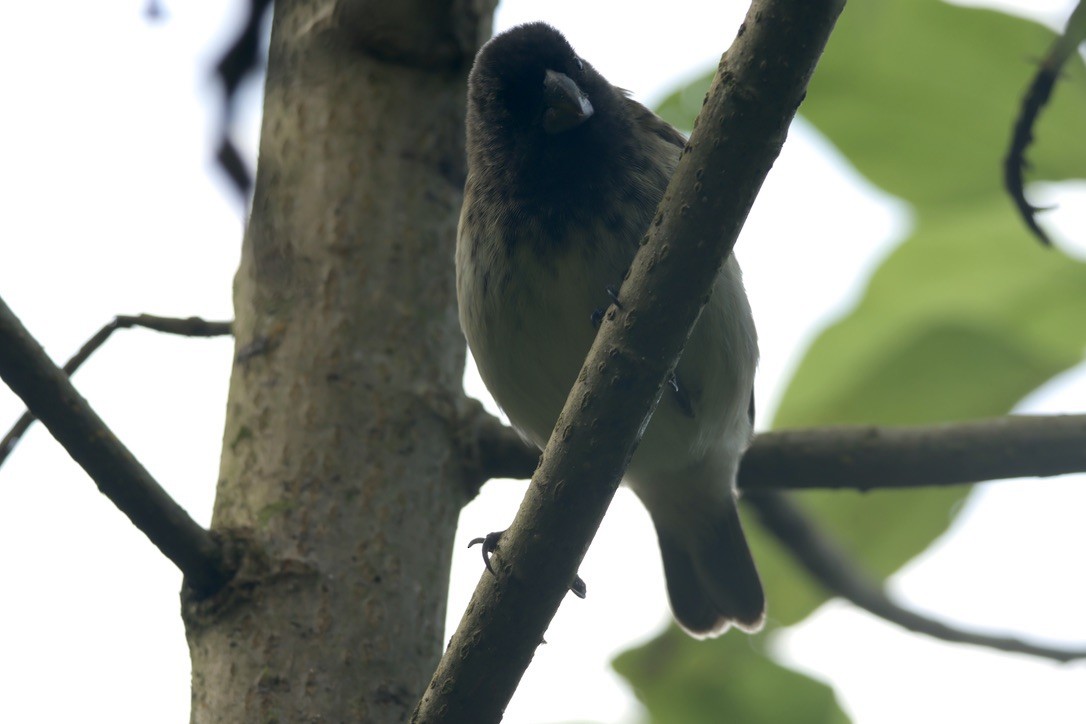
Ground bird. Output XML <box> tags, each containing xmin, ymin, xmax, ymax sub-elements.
<box><xmin>456</xmin><ymin>21</ymin><xmax>764</xmax><ymax>637</ymax></box>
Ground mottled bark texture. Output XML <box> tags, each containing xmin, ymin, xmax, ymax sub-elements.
<box><xmin>184</xmin><ymin>2</ymin><xmax>494</xmax><ymax>721</ymax></box>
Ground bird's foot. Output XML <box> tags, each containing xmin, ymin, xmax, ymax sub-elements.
<box><xmin>468</xmin><ymin>530</ymin><xmax>587</xmax><ymax>598</ymax></box>
<box><xmin>468</xmin><ymin>530</ymin><xmax>504</xmax><ymax>575</ymax></box>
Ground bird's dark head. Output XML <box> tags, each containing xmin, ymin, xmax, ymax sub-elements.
<box><xmin>465</xmin><ymin>22</ymin><xmax>639</xmax><ymax>204</ymax></box>
<box><xmin>468</xmin><ymin>22</ymin><xmax>606</xmax><ymax>139</ymax></box>
<box><xmin>463</xmin><ymin>23</ymin><xmax>676</xmax><ymax>245</ymax></box>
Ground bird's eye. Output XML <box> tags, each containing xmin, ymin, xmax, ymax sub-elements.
<box><xmin>575</xmin><ymin>57</ymin><xmax>584</xmax><ymax>72</ymax></box>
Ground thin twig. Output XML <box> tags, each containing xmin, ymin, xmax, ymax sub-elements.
<box><xmin>0</xmin><ymin>314</ymin><xmax>231</xmax><ymax>468</ymax></box>
<box><xmin>213</xmin><ymin>0</ymin><xmax>274</xmax><ymax>196</ymax></box>
<box><xmin>1003</xmin><ymin>0</ymin><xmax>1086</xmax><ymax>246</ymax></box>
<box><xmin>748</xmin><ymin>490</ymin><xmax>1086</xmax><ymax>662</ymax></box>
<box><xmin>0</xmin><ymin>298</ymin><xmax>232</xmax><ymax>595</ymax></box>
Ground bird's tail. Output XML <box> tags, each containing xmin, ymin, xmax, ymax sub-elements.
<box><xmin>652</xmin><ymin>498</ymin><xmax>765</xmax><ymax>637</ymax></box>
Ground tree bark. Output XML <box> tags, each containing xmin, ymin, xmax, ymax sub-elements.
<box><xmin>184</xmin><ymin>3</ymin><xmax>493</xmax><ymax>721</ymax></box>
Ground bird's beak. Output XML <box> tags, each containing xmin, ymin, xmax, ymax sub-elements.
<box><xmin>542</xmin><ymin>69</ymin><xmax>594</xmax><ymax>134</ymax></box>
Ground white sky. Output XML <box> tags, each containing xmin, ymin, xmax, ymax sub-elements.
<box><xmin>1</xmin><ymin>1</ymin><xmax>1084</xmax><ymax>722</ymax></box>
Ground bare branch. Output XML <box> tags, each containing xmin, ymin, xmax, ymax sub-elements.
<box><xmin>738</xmin><ymin>414</ymin><xmax>1086</xmax><ymax>491</ymax></box>
<box><xmin>465</xmin><ymin>409</ymin><xmax>1086</xmax><ymax>661</ymax></box>
<box><xmin>413</xmin><ymin>2</ymin><xmax>844</xmax><ymax>721</ymax></box>
<box><xmin>0</xmin><ymin>297</ymin><xmax>232</xmax><ymax>595</ymax></box>
<box><xmin>458</xmin><ymin>401</ymin><xmax>536</xmax><ymax>498</ymax></box>
<box><xmin>1</xmin><ymin>314</ymin><xmax>231</xmax><ymax>469</ymax></box>
<box><xmin>748</xmin><ymin>490</ymin><xmax>1086</xmax><ymax>662</ymax></box>
<box><xmin>469</xmin><ymin>413</ymin><xmax>1086</xmax><ymax>496</ymax></box>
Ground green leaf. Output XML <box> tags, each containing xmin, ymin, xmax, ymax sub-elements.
<box><xmin>768</xmin><ymin>0</ymin><xmax>1086</xmax><ymax>591</ymax></box>
<box><xmin>613</xmin><ymin>628</ymin><xmax>849</xmax><ymax>724</ymax></box>
<box><xmin>652</xmin><ymin>0</ymin><xmax>1086</xmax><ymax>615</ymax></box>
<box><xmin>659</xmin><ymin>3</ymin><xmax>1086</xmax><ymax>202</ymax></box>
<box><xmin>778</xmin><ymin>199</ymin><xmax>1086</xmax><ymax>430</ymax></box>
<box><xmin>801</xmin><ymin>1</ymin><xmax>1086</xmax><ymax>205</ymax></box>
<box><xmin>619</xmin><ymin>0</ymin><xmax>1086</xmax><ymax>708</ymax></box>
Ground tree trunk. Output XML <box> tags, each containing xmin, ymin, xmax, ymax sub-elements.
<box><xmin>184</xmin><ymin>4</ymin><xmax>493</xmax><ymax>721</ymax></box>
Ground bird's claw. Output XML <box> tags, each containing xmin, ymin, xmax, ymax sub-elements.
<box><xmin>468</xmin><ymin>530</ymin><xmax>588</xmax><ymax>598</ymax></box>
<box><xmin>468</xmin><ymin>530</ymin><xmax>504</xmax><ymax>575</ymax></box>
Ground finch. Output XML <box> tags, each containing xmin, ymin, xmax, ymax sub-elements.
<box><xmin>457</xmin><ymin>22</ymin><xmax>764</xmax><ymax>637</ymax></box>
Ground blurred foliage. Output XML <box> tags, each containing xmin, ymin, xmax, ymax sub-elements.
<box><xmin>618</xmin><ymin>0</ymin><xmax>1086</xmax><ymax>721</ymax></box>
<box><xmin>612</xmin><ymin>629</ymin><xmax>849</xmax><ymax>724</ymax></box>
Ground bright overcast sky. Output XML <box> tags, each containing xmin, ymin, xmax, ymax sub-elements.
<box><xmin>0</xmin><ymin>1</ymin><xmax>1084</xmax><ymax>722</ymax></box>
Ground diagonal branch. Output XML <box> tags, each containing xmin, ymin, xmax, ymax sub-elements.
<box><xmin>0</xmin><ymin>297</ymin><xmax>232</xmax><ymax>595</ymax></box>
<box><xmin>1</xmin><ymin>314</ymin><xmax>231</xmax><ymax>468</ymax></box>
<box><xmin>413</xmin><ymin>2</ymin><xmax>844</xmax><ymax>721</ymax></box>
<box><xmin>748</xmin><ymin>490</ymin><xmax>1086</xmax><ymax>662</ymax></box>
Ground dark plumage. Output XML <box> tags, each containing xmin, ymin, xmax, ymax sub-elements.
<box><xmin>457</xmin><ymin>22</ymin><xmax>764</xmax><ymax>637</ymax></box>
<box><xmin>465</xmin><ymin>24</ymin><xmax>680</xmax><ymax>259</ymax></box>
